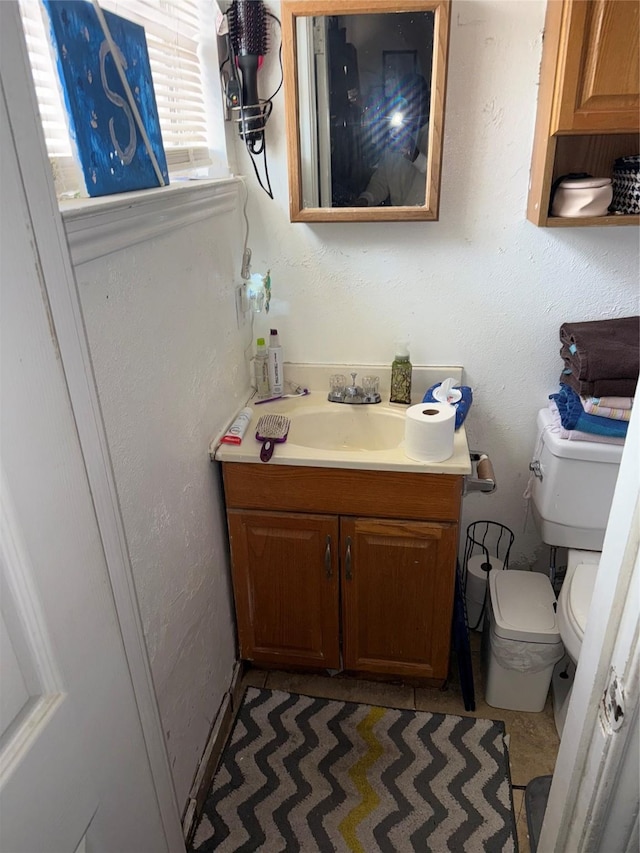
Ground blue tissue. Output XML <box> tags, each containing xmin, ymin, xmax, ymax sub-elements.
<box><xmin>423</xmin><ymin>383</ymin><xmax>473</xmax><ymax>429</ymax></box>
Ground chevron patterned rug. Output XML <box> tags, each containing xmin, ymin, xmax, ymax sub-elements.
<box><xmin>191</xmin><ymin>687</ymin><xmax>517</xmax><ymax>853</ymax></box>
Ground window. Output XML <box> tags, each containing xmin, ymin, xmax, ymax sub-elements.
<box><xmin>19</xmin><ymin>0</ymin><xmax>225</xmax><ymax>196</ymax></box>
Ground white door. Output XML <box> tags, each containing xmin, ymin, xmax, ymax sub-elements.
<box><xmin>539</xmin><ymin>398</ymin><xmax>639</xmax><ymax>852</ymax></box>
<box><xmin>0</xmin><ymin>79</ymin><xmax>173</xmax><ymax>853</ymax></box>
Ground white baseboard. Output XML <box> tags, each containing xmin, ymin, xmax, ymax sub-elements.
<box><xmin>182</xmin><ymin>661</ymin><xmax>244</xmax><ymax>844</ymax></box>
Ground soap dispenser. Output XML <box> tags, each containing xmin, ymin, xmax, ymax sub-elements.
<box><xmin>390</xmin><ymin>340</ymin><xmax>412</xmax><ymax>404</ymax></box>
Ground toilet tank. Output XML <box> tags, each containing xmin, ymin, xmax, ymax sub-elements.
<box><xmin>529</xmin><ymin>408</ymin><xmax>624</xmax><ymax>550</ymax></box>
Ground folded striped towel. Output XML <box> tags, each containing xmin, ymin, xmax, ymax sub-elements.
<box><xmin>548</xmin><ymin>402</ymin><xmax>626</xmax><ymax>446</ymax></box>
<box><xmin>583</xmin><ymin>395</ymin><xmax>634</xmax><ymax>411</ymax></box>
<box><xmin>581</xmin><ymin>397</ymin><xmax>633</xmax><ymax>420</ymax></box>
<box><xmin>550</xmin><ymin>384</ymin><xmax>629</xmax><ymax>439</ymax></box>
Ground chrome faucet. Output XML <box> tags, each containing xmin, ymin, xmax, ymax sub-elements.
<box><xmin>328</xmin><ymin>372</ymin><xmax>381</xmax><ymax>404</ymax></box>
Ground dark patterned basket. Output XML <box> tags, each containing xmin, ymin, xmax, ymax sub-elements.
<box><xmin>611</xmin><ymin>155</ymin><xmax>640</xmax><ymax>214</ymax></box>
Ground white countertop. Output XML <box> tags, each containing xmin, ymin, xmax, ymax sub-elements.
<box><xmin>211</xmin><ymin>365</ymin><xmax>472</xmax><ymax>476</ymax></box>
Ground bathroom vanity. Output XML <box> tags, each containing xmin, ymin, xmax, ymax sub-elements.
<box><xmin>214</xmin><ymin>386</ymin><xmax>472</xmax><ymax>687</ymax></box>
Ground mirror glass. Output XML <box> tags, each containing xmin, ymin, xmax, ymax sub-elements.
<box><xmin>283</xmin><ymin>2</ymin><xmax>450</xmax><ymax>223</ymax></box>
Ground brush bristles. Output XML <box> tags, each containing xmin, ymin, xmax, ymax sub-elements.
<box><xmin>256</xmin><ymin>414</ymin><xmax>290</xmax><ymax>438</ymax></box>
<box><xmin>228</xmin><ymin>0</ymin><xmax>268</xmax><ymax>57</ymax></box>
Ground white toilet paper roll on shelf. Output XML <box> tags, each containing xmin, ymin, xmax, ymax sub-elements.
<box><xmin>404</xmin><ymin>402</ymin><xmax>456</xmax><ymax>462</ymax></box>
<box><xmin>465</xmin><ymin>554</ymin><xmax>505</xmax><ymax>629</ymax></box>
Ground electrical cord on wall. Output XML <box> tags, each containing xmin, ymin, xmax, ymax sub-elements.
<box><xmin>238</xmin><ymin>175</ymin><xmax>251</xmax><ymax>279</ymax></box>
<box><xmin>238</xmin><ymin>179</ymin><xmax>255</xmax><ymax>382</ymax></box>
<box><xmin>264</xmin><ymin>11</ymin><xmax>283</xmax><ymax>101</ymax></box>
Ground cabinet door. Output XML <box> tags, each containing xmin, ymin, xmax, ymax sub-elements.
<box><xmin>341</xmin><ymin>517</ymin><xmax>457</xmax><ymax>682</ymax></box>
<box><xmin>227</xmin><ymin>510</ymin><xmax>340</xmax><ymax>668</ymax></box>
<box><xmin>553</xmin><ymin>0</ymin><xmax>639</xmax><ymax>132</ymax></box>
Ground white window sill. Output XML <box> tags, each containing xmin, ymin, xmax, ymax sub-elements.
<box><xmin>60</xmin><ymin>177</ymin><xmax>240</xmax><ymax>266</ymax></box>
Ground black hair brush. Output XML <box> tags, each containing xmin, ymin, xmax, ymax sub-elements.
<box><xmin>228</xmin><ymin>0</ymin><xmax>269</xmax><ymax>142</ymax></box>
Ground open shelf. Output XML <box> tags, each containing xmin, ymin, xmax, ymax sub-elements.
<box><xmin>545</xmin><ymin>214</ymin><xmax>640</xmax><ymax>228</ymax></box>
<box><xmin>528</xmin><ymin>133</ymin><xmax>640</xmax><ymax>228</ymax></box>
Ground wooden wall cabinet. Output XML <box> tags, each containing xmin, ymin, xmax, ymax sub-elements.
<box><xmin>527</xmin><ymin>0</ymin><xmax>639</xmax><ymax>227</ymax></box>
<box><xmin>222</xmin><ymin>464</ymin><xmax>463</xmax><ymax>685</ymax></box>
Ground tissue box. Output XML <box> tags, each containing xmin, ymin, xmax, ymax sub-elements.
<box><xmin>423</xmin><ymin>382</ymin><xmax>473</xmax><ymax>429</ymax></box>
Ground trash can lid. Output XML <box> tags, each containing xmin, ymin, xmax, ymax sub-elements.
<box><xmin>489</xmin><ymin>571</ymin><xmax>561</xmax><ymax>643</ymax></box>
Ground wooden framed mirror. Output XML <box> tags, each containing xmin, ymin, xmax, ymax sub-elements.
<box><xmin>282</xmin><ymin>0</ymin><xmax>451</xmax><ymax>223</ymax></box>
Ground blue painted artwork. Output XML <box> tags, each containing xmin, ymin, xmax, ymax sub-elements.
<box><xmin>43</xmin><ymin>0</ymin><xmax>169</xmax><ymax>196</ymax></box>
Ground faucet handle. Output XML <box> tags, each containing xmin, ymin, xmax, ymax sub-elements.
<box><xmin>361</xmin><ymin>375</ymin><xmax>379</xmax><ymax>396</ymax></box>
<box><xmin>330</xmin><ymin>373</ymin><xmax>347</xmax><ymax>393</ymax></box>
<box><xmin>350</xmin><ymin>372</ymin><xmax>358</xmax><ymax>386</ymax></box>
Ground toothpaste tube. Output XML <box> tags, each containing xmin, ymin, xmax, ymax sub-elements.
<box><xmin>221</xmin><ymin>407</ymin><xmax>252</xmax><ymax>445</ymax></box>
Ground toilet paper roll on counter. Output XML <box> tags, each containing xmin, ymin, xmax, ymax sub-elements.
<box><xmin>404</xmin><ymin>402</ymin><xmax>456</xmax><ymax>462</ymax></box>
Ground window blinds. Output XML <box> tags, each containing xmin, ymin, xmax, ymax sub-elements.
<box><xmin>19</xmin><ymin>0</ymin><xmax>213</xmax><ymax>185</ymax></box>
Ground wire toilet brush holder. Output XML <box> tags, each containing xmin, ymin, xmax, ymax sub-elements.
<box><xmin>462</xmin><ymin>520</ymin><xmax>515</xmax><ymax>631</ymax></box>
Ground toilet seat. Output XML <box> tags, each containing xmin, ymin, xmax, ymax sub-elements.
<box><xmin>567</xmin><ymin>564</ymin><xmax>598</xmax><ymax>638</ymax></box>
<box><xmin>558</xmin><ymin>563</ymin><xmax>598</xmax><ymax>663</ymax></box>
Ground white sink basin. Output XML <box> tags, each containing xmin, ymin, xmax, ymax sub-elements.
<box><xmin>288</xmin><ymin>405</ymin><xmax>405</xmax><ymax>452</ymax></box>
<box><xmin>213</xmin><ymin>385</ymin><xmax>472</xmax><ymax>476</ymax></box>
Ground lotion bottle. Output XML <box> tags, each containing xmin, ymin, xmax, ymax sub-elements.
<box><xmin>390</xmin><ymin>340</ymin><xmax>412</xmax><ymax>404</ymax></box>
<box><xmin>254</xmin><ymin>337</ymin><xmax>270</xmax><ymax>399</ymax></box>
<box><xmin>268</xmin><ymin>328</ymin><xmax>283</xmax><ymax>397</ymax></box>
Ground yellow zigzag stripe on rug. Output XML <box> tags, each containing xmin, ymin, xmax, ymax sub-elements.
<box><xmin>338</xmin><ymin>706</ymin><xmax>387</xmax><ymax>853</ymax></box>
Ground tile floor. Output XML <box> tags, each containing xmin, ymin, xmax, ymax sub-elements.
<box><xmin>240</xmin><ymin>632</ymin><xmax>560</xmax><ymax>853</ymax></box>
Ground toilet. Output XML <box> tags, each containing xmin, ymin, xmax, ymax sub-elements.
<box><xmin>528</xmin><ymin>408</ymin><xmax>623</xmax><ymax>553</ymax></box>
<box><xmin>484</xmin><ymin>408</ymin><xmax>623</xmax><ymax>723</ymax></box>
<box><xmin>552</xmin><ymin>548</ymin><xmax>600</xmax><ymax>733</ymax></box>
<box><xmin>528</xmin><ymin>407</ymin><xmax>623</xmax><ymax>734</ymax></box>
<box><xmin>557</xmin><ymin>549</ymin><xmax>600</xmax><ymax>663</ymax></box>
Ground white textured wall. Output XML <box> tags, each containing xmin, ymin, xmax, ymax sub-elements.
<box><xmin>74</xmin><ymin>198</ymin><xmax>248</xmax><ymax>806</ymax></box>
<box><xmin>234</xmin><ymin>0</ymin><xmax>639</xmax><ymax>566</ymax></box>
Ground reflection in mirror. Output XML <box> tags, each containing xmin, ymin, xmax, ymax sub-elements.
<box><xmin>302</xmin><ymin>13</ymin><xmax>434</xmax><ymax>208</ymax></box>
<box><xmin>283</xmin><ymin>1</ymin><xmax>451</xmax><ymax>223</ymax></box>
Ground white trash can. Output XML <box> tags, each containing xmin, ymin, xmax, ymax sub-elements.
<box><xmin>482</xmin><ymin>570</ymin><xmax>564</xmax><ymax>712</ymax></box>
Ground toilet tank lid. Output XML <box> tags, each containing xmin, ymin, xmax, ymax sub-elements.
<box><xmin>537</xmin><ymin>408</ymin><xmax>624</xmax><ymax>463</ymax></box>
<box><xmin>489</xmin><ymin>570</ymin><xmax>561</xmax><ymax>643</ymax></box>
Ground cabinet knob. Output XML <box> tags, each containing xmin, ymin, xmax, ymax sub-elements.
<box><xmin>325</xmin><ymin>535</ymin><xmax>332</xmax><ymax>578</ymax></box>
<box><xmin>345</xmin><ymin>536</ymin><xmax>352</xmax><ymax>580</ymax></box>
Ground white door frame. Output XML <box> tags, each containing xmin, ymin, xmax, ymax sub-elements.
<box><xmin>539</xmin><ymin>395</ymin><xmax>639</xmax><ymax>851</ymax></box>
<box><xmin>1</xmin><ymin>4</ymin><xmax>184</xmax><ymax>849</ymax></box>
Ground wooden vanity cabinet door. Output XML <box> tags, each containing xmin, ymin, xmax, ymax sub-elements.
<box><xmin>553</xmin><ymin>0</ymin><xmax>639</xmax><ymax>133</ymax></box>
<box><xmin>227</xmin><ymin>510</ymin><xmax>340</xmax><ymax>669</ymax></box>
<box><xmin>341</xmin><ymin>517</ymin><xmax>458</xmax><ymax>683</ymax></box>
